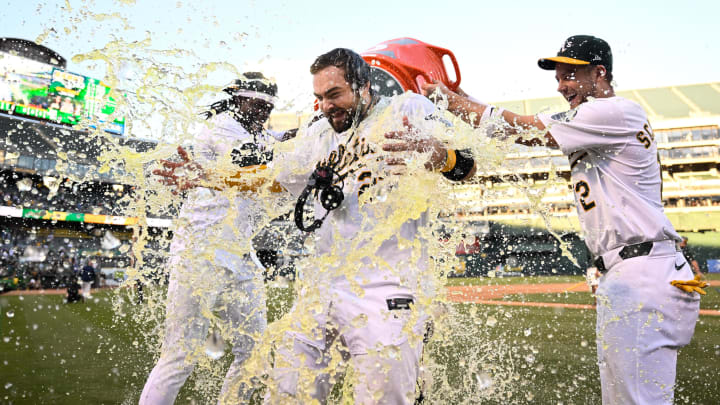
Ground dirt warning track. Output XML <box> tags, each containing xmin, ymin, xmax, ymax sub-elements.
<box><xmin>446</xmin><ymin>281</ymin><xmax>720</xmax><ymax>316</ymax></box>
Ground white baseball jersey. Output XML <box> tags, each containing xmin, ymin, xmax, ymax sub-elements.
<box><xmin>173</xmin><ymin>113</ymin><xmax>284</xmax><ymax>279</ymax></box>
<box><xmin>538</xmin><ymin>96</ymin><xmax>681</xmax><ymax>257</ymax></box>
<box><xmin>275</xmin><ymin>93</ymin><xmax>442</xmax><ymax>289</ymax></box>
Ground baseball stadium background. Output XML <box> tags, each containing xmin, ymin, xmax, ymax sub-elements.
<box><xmin>1</xmin><ymin>39</ymin><xmax>719</xmax><ymax>404</ymax></box>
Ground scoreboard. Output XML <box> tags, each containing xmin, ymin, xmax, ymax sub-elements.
<box><xmin>0</xmin><ymin>50</ymin><xmax>124</xmax><ymax>135</ymax></box>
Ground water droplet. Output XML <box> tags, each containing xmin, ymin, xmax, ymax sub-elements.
<box><xmin>525</xmin><ymin>354</ymin><xmax>535</xmax><ymax>364</ymax></box>
<box><xmin>580</xmin><ymin>340</ymin><xmax>588</xmax><ymax>347</ymax></box>
<box><xmin>485</xmin><ymin>316</ymin><xmax>497</xmax><ymax>327</ymax></box>
<box><xmin>204</xmin><ymin>330</ymin><xmax>226</xmax><ymax>360</ymax></box>
<box><xmin>524</xmin><ymin>328</ymin><xmax>532</xmax><ymax>336</ymax></box>
<box><xmin>5</xmin><ymin>311</ymin><xmax>14</xmax><ymax>318</ymax></box>
<box><xmin>476</xmin><ymin>372</ymin><xmax>493</xmax><ymax>390</ymax></box>
<box><xmin>4</xmin><ymin>382</ymin><xmax>12</xmax><ymax>389</ymax></box>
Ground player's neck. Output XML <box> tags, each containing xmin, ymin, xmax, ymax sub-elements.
<box><xmin>594</xmin><ymin>83</ymin><xmax>615</xmax><ymax>99</ymax></box>
<box><xmin>357</xmin><ymin>93</ymin><xmax>378</xmax><ymax>123</ymax></box>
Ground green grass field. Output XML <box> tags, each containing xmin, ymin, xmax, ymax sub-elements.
<box><xmin>1</xmin><ymin>275</ymin><xmax>718</xmax><ymax>404</ymax></box>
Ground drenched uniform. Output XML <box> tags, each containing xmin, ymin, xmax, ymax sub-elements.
<box><xmin>268</xmin><ymin>93</ymin><xmax>439</xmax><ymax>404</ymax></box>
<box><xmin>140</xmin><ymin>113</ymin><xmax>281</xmax><ymax>404</ymax></box>
<box><xmin>538</xmin><ymin>96</ymin><xmax>700</xmax><ymax>404</ymax></box>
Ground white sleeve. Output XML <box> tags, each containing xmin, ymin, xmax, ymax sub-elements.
<box><xmin>193</xmin><ymin>115</ymin><xmax>246</xmax><ymax>165</ymax></box>
<box><xmin>192</xmin><ymin>125</ymin><xmax>221</xmax><ymax>166</ymax></box>
<box><xmin>273</xmin><ymin>125</ymin><xmax>323</xmax><ymax>197</ymax></box>
<box><xmin>537</xmin><ymin>98</ymin><xmax>632</xmax><ymax>155</ymax></box>
<box><xmin>395</xmin><ymin>94</ymin><xmax>452</xmax><ymax>138</ymax></box>
<box><xmin>398</xmin><ymin>93</ymin><xmax>437</xmax><ymax>119</ymax></box>
<box><xmin>267</xmin><ymin>128</ymin><xmax>287</xmax><ymax>141</ymax></box>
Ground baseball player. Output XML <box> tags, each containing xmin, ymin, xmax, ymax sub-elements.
<box><xmin>678</xmin><ymin>236</ymin><xmax>704</xmax><ymax>279</ymax></box>
<box><xmin>242</xmin><ymin>48</ymin><xmax>474</xmax><ymax>404</ymax></box>
<box><xmin>419</xmin><ymin>35</ymin><xmax>707</xmax><ymax>404</ymax></box>
<box><xmin>140</xmin><ymin>72</ymin><xmax>287</xmax><ymax>404</ymax></box>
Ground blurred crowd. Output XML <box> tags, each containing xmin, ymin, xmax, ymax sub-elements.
<box><xmin>0</xmin><ymin>243</ymin><xmax>91</xmax><ymax>290</ymax></box>
<box><xmin>0</xmin><ymin>173</ymin><xmax>127</xmax><ymax>215</ymax></box>
<box><xmin>0</xmin><ymin>171</ymin><xmax>180</xmax><ymax>217</ymax></box>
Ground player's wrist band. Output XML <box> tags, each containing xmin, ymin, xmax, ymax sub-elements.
<box><xmin>439</xmin><ymin>149</ymin><xmax>457</xmax><ymax>173</ymax></box>
<box><xmin>480</xmin><ymin>105</ymin><xmax>505</xmax><ymax>123</ymax></box>
<box><xmin>441</xmin><ymin>148</ymin><xmax>474</xmax><ymax>181</ymax></box>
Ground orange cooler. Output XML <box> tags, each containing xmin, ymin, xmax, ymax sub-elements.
<box><xmin>361</xmin><ymin>37</ymin><xmax>461</xmax><ymax>95</ymax></box>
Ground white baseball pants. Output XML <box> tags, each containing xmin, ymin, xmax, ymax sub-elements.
<box><xmin>595</xmin><ymin>240</ymin><xmax>700</xmax><ymax>405</ymax></box>
<box><xmin>81</xmin><ymin>281</ymin><xmax>92</xmax><ymax>298</ymax></box>
<box><xmin>139</xmin><ymin>249</ymin><xmax>266</xmax><ymax>405</ymax></box>
<box><xmin>266</xmin><ymin>283</ymin><xmax>426</xmax><ymax>405</ymax></box>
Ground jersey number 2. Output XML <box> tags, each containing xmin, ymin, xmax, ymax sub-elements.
<box><xmin>574</xmin><ymin>180</ymin><xmax>596</xmax><ymax>211</ymax></box>
<box><xmin>357</xmin><ymin>171</ymin><xmax>376</xmax><ymax>197</ymax></box>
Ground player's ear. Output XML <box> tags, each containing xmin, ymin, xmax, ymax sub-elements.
<box><xmin>596</xmin><ymin>65</ymin><xmax>607</xmax><ymax>79</ymax></box>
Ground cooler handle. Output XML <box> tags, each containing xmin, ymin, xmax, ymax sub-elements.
<box><xmin>428</xmin><ymin>46</ymin><xmax>461</xmax><ymax>91</ymax></box>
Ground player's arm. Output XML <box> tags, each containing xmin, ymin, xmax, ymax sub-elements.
<box><xmin>383</xmin><ymin>117</ymin><xmax>477</xmax><ymax>181</ymax></box>
<box><xmin>421</xmin><ymin>81</ymin><xmax>558</xmax><ymax>148</ymax></box>
<box><xmin>219</xmin><ymin>165</ymin><xmax>284</xmax><ymax>192</ymax></box>
<box><xmin>153</xmin><ymin>146</ymin><xmax>284</xmax><ymax>193</ymax></box>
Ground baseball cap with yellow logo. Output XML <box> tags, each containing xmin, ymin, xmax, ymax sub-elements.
<box><xmin>538</xmin><ymin>35</ymin><xmax>612</xmax><ymax>73</ymax></box>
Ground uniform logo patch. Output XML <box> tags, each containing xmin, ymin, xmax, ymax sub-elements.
<box><xmin>424</xmin><ymin>114</ymin><xmax>452</xmax><ymax>127</ymax></box>
<box><xmin>551</xmin><ymin>108</ymin><xmax>578</xmax><ymax>122</ymax></box>
<box><xmin>386</xmin><ymin>298</ymin><xmax>414</xmax><ymax>310</ymax></box>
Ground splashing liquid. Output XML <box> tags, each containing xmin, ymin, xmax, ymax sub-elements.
<box><xmin>32</xmin><ymin>6</ymin><xmax>582</xmax><ymax>404</ymax></box>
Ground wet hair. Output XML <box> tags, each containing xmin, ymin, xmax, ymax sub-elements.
<box><xmin>310</xmin><ymin>48</ymin><xmax>371</xmax><ymax>93</ymax></box>
<box><xmin>201</xmin><ymin>72</ymin><xmax>277</xmax><ymax>120</ymax></box>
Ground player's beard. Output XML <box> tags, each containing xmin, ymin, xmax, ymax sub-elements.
<box><xmin>327</xmin><ymin>93</ymin><xmax>363</xmax><ymax>133</ymax></box>
<box><xmin>327</xmin><ymin>105</ymin><xmax>356</xmax><ymax>133</ymax></box>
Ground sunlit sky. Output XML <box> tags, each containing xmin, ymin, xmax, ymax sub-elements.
<box><xmin>4</xmin><ymin>0</ymin><xmax>720</xmax><ymax>111</ymax></box>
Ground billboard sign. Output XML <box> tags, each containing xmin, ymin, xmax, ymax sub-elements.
<box><xmin>0</xmin><ymin>50</ymin><xmax>125</xmax><ymax>135</ymax></box>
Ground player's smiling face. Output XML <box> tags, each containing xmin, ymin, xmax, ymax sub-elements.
<box><xmin>555</xmin><ymin>63</ymin><xmax>597</xmax><ymax>109</ymax></box>
<box><xmin>313</xmin><ymin>66</ymin><xmax>359</xmax><ymax>133</ymax></box>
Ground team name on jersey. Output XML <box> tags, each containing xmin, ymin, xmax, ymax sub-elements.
<box><xmin>319</xmin><ymin>134</ymin><xmax>374</xmax><ymax>184</ymax></box>
<box><xmin>635</xmin><ymin>121</ymin><xmax>655</xmax><ymax>149</ymax></box>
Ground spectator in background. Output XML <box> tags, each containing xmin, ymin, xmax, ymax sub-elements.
<box><xmin>456</xmin><ymin>234</ymin><xmax>467</xmax><ymax>256</ymax></box>
<box><xmin>678</xmin><ymin>237</ymin><xmax>703</xmax><ymax>279</ymax></box>
<box><xmin>80</xmin><ymin>260</ymin><xmax>96</xmax><ymax>299</ymax></box>
<box><xmin>467</xmin><ymin>235</ymin><xmax>481</xmax><ymax>255</ymax></box>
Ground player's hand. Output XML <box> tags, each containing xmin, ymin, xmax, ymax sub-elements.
<box><xmin>670</xmin><ymin>274</ymin><xmax>708</xmax><ymax>295</ymax></box>
<box><xmin>382</xmin><ymin>116</ymin><xmax>446</xmax><ymax>171</ymax></box>
<box><xmin>421</xmin><ymin>80</ymin><xmax>459</xmax><ymax>104</ymax></box>
<box><xmin>152</xmin><ymin>146</ymin><xmax>205</xmax><ymax>194</ymax></box>
<box><xmin>422</xmin><ymin>80</ymin><xmax>451</xmax><ymax>100</ymax></box>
